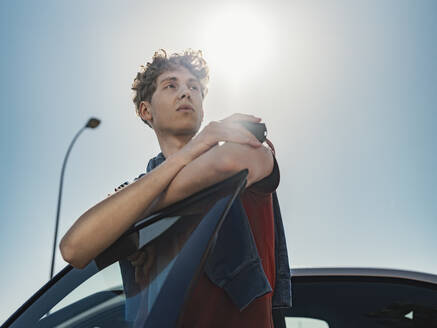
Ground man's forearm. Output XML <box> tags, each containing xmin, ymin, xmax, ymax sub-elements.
<box><xmin>153</xmin><ymin>142</ymin><xmax>274</xmax><ymax>212</ymax></box>
<box><xmin>60</xmin><ymin>153</ymin><xmax>189</xmax><ymax>269</ymax></box>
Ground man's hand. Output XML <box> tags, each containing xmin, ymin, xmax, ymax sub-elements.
<box><xmin>176</xmin><ymin>113</ymin><xmax>263</xmax><ymax>164</ymax></box>
<box><xmin>127</xmin><ymin>245</ymin><xmax>156</xmax><ymax>288</ymax></box>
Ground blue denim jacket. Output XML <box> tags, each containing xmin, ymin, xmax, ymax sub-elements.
<box><xmin>141</xmin><ymin>152</ymin><xmax>292</xmax><ymax>310</ymax></box>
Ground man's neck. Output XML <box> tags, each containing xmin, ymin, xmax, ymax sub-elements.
<box><xmin>156</xmin><ymin>132</ymin><xmax>193</xmax><ymax>158</ymax></box>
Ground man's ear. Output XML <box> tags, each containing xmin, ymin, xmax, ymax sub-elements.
<box><xmin>139</xmin><ymin>101</ymin><xmax>153</xmax><ymax>124</ymax></box>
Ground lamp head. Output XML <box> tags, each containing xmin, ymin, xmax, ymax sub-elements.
<box><xmin>85</xmin><ymin>118</ymin><xmax>101</xmax><ymax>129</ymax></box>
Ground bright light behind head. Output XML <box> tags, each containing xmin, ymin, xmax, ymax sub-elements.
<box><xmin>201</xmin><ymin>4</ymin><xmax>278</xmax><ymax>86</ymax></box>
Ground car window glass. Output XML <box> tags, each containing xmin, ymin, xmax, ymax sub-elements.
<box><xmin>285</xmin><ymin>317</ymin><xmax>329</xmax><ymax>328</ymax></box>
<box><xmin>120</xmin><ymin>213</ymin><xmax>204</xmax><ymax>326</ymax></box>
<box><xmin>49</xmin><ymin>262</ymin><xmax>122</xmax><ymax>314</ymax></box>
<box><xmin>38</xmin><ymin>262</ymin><xmax>125</xmax><ymax>328</ymax></box>
<box><xmin>34</xmin><ymin>213</ymin><xmax>205</xmax><ymax>328</ymax></box>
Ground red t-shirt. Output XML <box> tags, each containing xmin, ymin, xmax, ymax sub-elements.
<box><xmin>180</xmin><ymin>157</ymin><xmax>279</xmax><ymax>328</ymax></box>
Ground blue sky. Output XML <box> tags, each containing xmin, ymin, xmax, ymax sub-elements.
<box><xmin>1</xmin><ymin>0</ymin><xmax>436</xmax><ymax>323</ymax></box>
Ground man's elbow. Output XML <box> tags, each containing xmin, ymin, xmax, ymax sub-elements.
<box><xmin>213</xmin><ymin>144</ymin><xmax>273</xmax><ymax>184</ymax></box>
<box><xmin>59</xmin><ymin>236</ymin><xmax>89</xmax><ymax>269</ymax></box>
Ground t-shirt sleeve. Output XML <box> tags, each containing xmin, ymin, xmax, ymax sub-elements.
<box><xmin>247</xmin><ymin>155</ymin><xmax>280</xmax><ymax>195</ymax></box>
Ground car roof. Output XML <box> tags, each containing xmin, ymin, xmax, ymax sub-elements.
<box><xmin>291</xmin><ymin>267</ymin><xmax>437</xmax><ymax>285</ymax></box>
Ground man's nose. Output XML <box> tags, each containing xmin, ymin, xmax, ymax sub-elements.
<box><xmin>178</xmin><ymin>86</ymin><xmax>191</xmax><ymax>99</ymax></box>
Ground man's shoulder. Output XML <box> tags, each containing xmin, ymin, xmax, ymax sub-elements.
<box><xmin>112</xmin><ymin>151</ymin><xmax>163</xmax><ymax>193</ymax></box>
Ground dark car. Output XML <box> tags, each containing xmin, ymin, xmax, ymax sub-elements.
<box><xmin>2</xmin><ymin>171</ymin><xmax>437</xmax><ymax>328</ymax></box>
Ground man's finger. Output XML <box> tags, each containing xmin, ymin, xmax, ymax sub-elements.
<box><xmin>219</xmin><ymin>123</ymin><xmax>262</xmax><ymax>147</ymax></box>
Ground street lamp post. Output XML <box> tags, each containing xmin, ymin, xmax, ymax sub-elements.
<box><xmin>50</xmin><ymin>117</ymin><xmax>101</xmax><ymax>280</ymax></box>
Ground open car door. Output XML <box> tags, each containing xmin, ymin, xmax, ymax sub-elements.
<box><xmin>3</xmin><ymin>170</ymin><xmax>248</xmax><ymax>328</ymax></box>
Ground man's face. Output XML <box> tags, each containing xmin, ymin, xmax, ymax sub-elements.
<box><xmin>141</xmin><ymin>66</ymin><xmax>204</xmax><ymax>136</ymax></box>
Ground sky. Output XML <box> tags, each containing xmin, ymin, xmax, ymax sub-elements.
<box><xmin>1</xmin><ymin>0</ymin><xmax>436</xmax><ymax>324</ymax></box>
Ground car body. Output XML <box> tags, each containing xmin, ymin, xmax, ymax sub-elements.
<box><xmin>3</xmin><ymin>171</ymin><xmax>437</xmax><ymax>327</ymax></box>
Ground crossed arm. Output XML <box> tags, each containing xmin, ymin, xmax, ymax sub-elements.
<box><xmin>60</xmin><ymin>115</ymin><xmax>274</xmax><ymax>269</ymax></box>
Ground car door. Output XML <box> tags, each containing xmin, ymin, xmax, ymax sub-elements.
<box><xmin>2</xmin><ymin>170</ymin><xmax>248</xmax><ymax>328</ymax></box>
<box><xmin>275</xmin><ymin>268</ymin><xmax>437</xmax><ymax>328</ymax></box>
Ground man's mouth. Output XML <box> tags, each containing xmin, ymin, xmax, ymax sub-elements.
<box><xmin>177</xmin><ymin>104</ymin><xmax>194</xmax><ymax>111</ymax></box>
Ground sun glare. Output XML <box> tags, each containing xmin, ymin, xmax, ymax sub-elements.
<box><xmin>201</xmin><ymin>4</ymin><xmax>278</xmax><ymax>86</ymax></box>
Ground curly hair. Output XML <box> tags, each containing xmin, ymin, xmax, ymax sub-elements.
<box><xmin>132</xmin><ymin>49</ymin><xmax>209</xmax><ymax>127</ymax></box>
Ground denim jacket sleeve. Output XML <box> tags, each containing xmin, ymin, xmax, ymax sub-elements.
<box><xmin>272</xmin><ymin>191</ymin><xmax>292</xmax><ymax>309</ymax></box>
<box><xmin>204</xmin><ymin>198</ymin><xmax>273</xmax><ymax>310</ymax></box>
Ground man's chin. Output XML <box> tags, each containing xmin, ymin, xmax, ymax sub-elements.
<box><xmin>155</xmin><ymin>120</ymin><xmax>200</xmax><ymax>138</ymax></box>
<box><xmin>174</xmin><ymin>130</ymin><xmax>197</xmax><ymax>137</ymax></box>
<box><xmin>170</xmin><ymin>124</ymin><xmax>199</xmax><ymax>137</ymax></box>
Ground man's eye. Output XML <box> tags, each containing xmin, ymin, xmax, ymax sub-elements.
<box><xmin>190</xmin><ymin>85</ymin><xmax>199</xmax><ymax>91</ymax></box>
<box><xmin>165</xmin><ymin>84</ymin><xmax>176</xmax><ymax>89</ymax></box>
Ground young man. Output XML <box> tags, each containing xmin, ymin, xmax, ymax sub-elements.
<box><xmin>60</xmin><ymin>49</ymin><xmax>290</xmax><ymax>327</ymax></box>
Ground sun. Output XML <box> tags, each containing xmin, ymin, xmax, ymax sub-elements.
<box><xmin>200</xmin><ymin>3</ymin><xmax>278</xmax><ymax>86</ymax></box>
